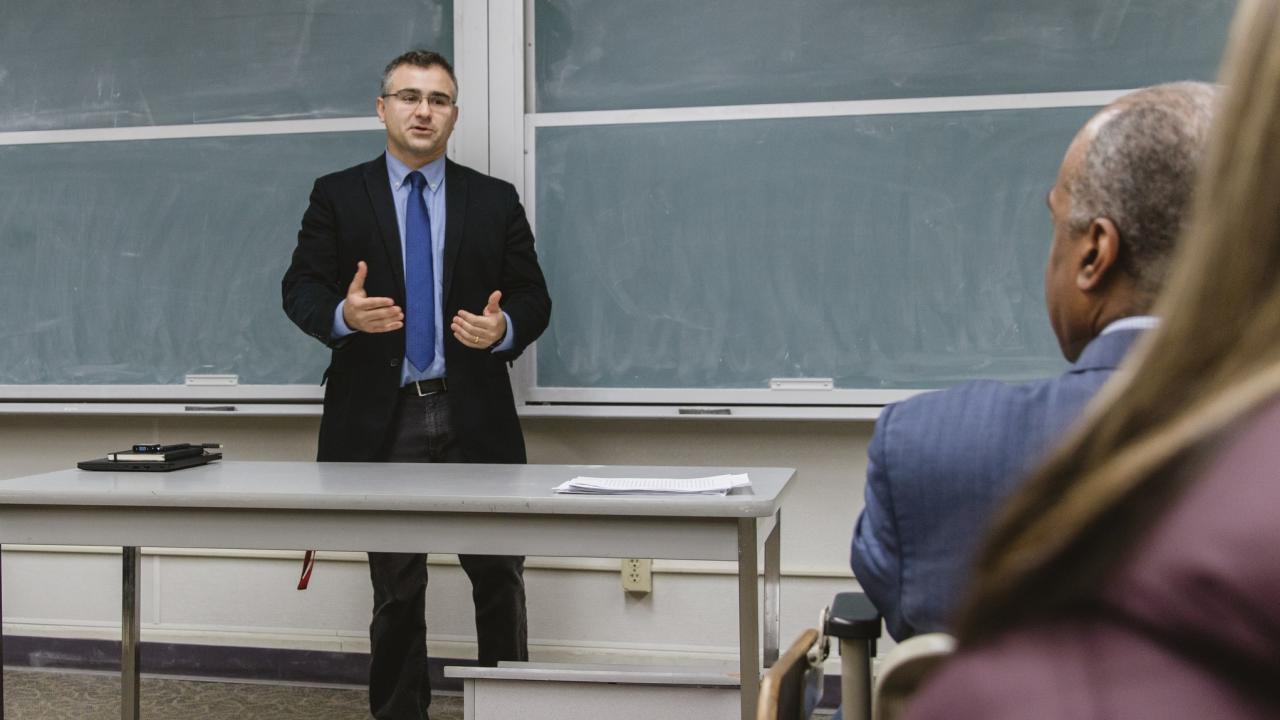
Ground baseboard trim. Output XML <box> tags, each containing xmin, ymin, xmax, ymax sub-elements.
<box><xmin>2</xmin><ymin>634</ymin><xmax>844</xmax><ymax>708</ymax></box>
<box><xmin>1</xmin><ymin>634</ymin><xmax>475</xmax><ymax>691</ymax></box>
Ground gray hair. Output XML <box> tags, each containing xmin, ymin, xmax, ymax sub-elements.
<box><xmin>1067</xmin><ymin>81</ymin><xmax>1219</xmax><ymax>296</ymax></box>
<box><xmin>380</xmin><ymin>49</ymin><xmax>458</xmax><ymax>99</ymax></box>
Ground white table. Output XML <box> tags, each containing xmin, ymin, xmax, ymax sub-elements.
<box><xmin>0</xmin><ymin>461</ymin><xmax>794</xmax><ymax>720</ymax></box>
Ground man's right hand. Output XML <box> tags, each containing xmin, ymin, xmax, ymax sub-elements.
<box><xmin>342</xmin><ymin>261</ymin><xmax>404</xmax><ymax>333</ymax></box>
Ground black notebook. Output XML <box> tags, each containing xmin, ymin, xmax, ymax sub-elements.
<box><xmin>78</xmin><ymin>452</ymin><xmax>222</xmax><ymax>473</ymax></box>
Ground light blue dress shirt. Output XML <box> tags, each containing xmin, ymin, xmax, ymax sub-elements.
<box><xmin>332</xmin><ymin>152</ymin><xmax>515</xmax><ymax>385</ymax></box>
<box><xmin>1099</xmin><ymin>315</ymin><xmax>1158</xmax><ymax>335</ymax></box>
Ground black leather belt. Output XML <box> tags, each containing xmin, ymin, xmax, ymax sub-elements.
<box><xmin>401</xmin><ymin>377</ymin><xmax>448</xmax><ymax>396</ymax></box>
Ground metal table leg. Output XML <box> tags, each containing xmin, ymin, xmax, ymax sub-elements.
<box><xmin>737</xmin><ymin>518</ymin><xmax>760</xmax><ymax>720</ymax></box>
<box><xmin>121</xmin><ymin>547</ymin><xmax>140</xmax><ymax>720</ymax></box>
<box><xmin>1</xmin><ymin>543</ymin><xmax>6</xmax><ymax>720</ymax></box>
<box><xmin>763</xmin><ymin>511</ymin><xmax>781</xmax><ymax>667</ymax></box>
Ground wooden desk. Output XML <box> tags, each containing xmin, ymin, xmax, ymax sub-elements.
<box><xmin>0</xmin><ymin>461</ymin><xmax>794</xmax><ymax>720</ymax></box>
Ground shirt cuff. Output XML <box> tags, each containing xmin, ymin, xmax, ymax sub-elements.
<box><xmin>331</xmin><ymin>300</ymin><xmax>356</xmax><ymax>339</ymax></box>
<box><xmin>490</xmin><ymin>311</ymin><xmax>516</xmax><ymax>353</ymax></box>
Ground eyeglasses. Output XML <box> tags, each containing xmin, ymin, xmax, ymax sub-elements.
<box><xmin>380</xmin><ymin>89</ymin><xmax>455</xmax><ymax>110</ymax></box>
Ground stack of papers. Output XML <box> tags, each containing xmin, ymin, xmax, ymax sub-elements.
<box><xmin>553</xmin><ymin>474</ymin><xmax>751</xmax><ymax>495</ymax></box>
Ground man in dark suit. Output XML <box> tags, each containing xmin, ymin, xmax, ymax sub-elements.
<box><xmin>850</xmin><ymin>82</ymin><xmax>1217</xmax><ymax>641</ymax></box>
<box><xmin>282</xmin><ymin>50</ymin><xmax>550</xmax><ymax>719</ymax></box>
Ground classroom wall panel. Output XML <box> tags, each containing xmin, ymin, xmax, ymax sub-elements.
<box><xmin>0</xmin><ymin>413</ymin><xmax>869</xmax><ymax>665</ymax></box>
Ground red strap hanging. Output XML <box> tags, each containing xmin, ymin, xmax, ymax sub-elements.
<box><xmin>296</xmin><ymin>549</ymin><xmax>316</xmax><ymax>590</ymax></box>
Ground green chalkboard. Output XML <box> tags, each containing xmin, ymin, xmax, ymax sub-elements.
<box><xmin>0</xmin><ymin>132</ymin><xmax>385</xmax><ymax>385</ymax></box>
<box><xmin>535</xmin><ymin>0</ymin><xmax>1234</xmax><ymax>112</ymax></box>
<box><xmin>0</xmin><ymin>1</ymin><xmax>451</xmax><ymax>393</ymax></box>
<box><xmin>535</xmin><ymin>108</ymin><xmax>1095</xmax><ymax>390</ymax></box>
<box><xmin>529</xmin><ymin>0</ymin><xmax>1234</xmax><ymax>394</ymax></box>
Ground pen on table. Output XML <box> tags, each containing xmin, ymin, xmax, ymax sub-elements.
<box><xmin>129</xmin><ymin>443</ymin><xmax>223</xmax><ymax>453</ymax></box>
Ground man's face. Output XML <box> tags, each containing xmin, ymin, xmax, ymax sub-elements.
<box><xmin>377</xmin><ymin>64</ymin><xmax>459</xmax><ymax>168</ymax></box>
<box><xmin>1043</xmin><ymin>122</ymin><xmax>1094</xmax><ymax>362</ymax></box>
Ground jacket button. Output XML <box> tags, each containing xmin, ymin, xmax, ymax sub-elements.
<box><xmin>389</xmin><ymin>358</ymin><xmax>401</xmax><ymax>367</ymax></box>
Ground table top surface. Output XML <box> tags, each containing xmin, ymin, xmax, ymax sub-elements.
<box><xmin>0</xmin><ymin>461</ymin><xmax>795</xmax><ymax>518</ymax></box>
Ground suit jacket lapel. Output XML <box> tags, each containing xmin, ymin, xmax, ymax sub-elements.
<box><xmin>443</xmin><ymin>159</ymin><xmax>467</xmax><ymax>305</ymax></box>
<box><xmin>363</xmin><ymin>154</ymin><xmax>406</xmax><ymax>301</ymax></box>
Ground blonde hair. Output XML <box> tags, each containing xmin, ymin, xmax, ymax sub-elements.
<box><xmin>955</xmin><ymin>0</ymin><xmax>1280</xmax><ymax>643</ymax></box>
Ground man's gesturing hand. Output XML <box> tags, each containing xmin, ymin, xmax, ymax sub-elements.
<box><xmin>342</xmin><ymin>261</ymin><xmax>404</xmax><ymax>333</ymax></box>
<box><xmin>452</xmin><ymin>290</ymin><xmax>507</xmax><ymax>349</ymax></box>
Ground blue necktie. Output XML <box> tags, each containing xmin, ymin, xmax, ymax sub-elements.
<box><xmin>404</xmin><ymin>171</ymin><xmax>435</xmax><ymax>372</ymax></box>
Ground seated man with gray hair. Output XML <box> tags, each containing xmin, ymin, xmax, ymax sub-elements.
<box><xmin>851</xmin><ymin>81</ymin><xmax>1219</xmax><ymax>640</ymax></box>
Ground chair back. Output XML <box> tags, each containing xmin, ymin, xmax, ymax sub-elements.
<box><xmin>757</xmin><ymin>628</ymin><xmax>825</xmax><ymax>720</ymax></box>
<box><xmin>873</xmin><ymin>633</ymin><xmax>956</xmax><ymax>720</ymax></box>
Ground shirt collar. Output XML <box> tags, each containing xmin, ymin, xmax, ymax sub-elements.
<box><xmin>386</xmin><ymin>151</ymin><xmax>446</xmax><ymax>192</ymax></box>
<box><xmin>1100</xmin><ymin>315</ymin><xmax>1159</xmax><ymax>335</ymax></box>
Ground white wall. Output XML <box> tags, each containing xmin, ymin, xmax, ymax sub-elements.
<box><xmin>0</xmin><ymin>413</ymin><xmax>874</xmax><ymax>667</ymax></box>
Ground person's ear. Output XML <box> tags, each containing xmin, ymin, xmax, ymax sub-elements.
<box><xmin>1077</xmin><ymin>217</ymin><xmax>1120</xmax><ymax>291</ymax></box>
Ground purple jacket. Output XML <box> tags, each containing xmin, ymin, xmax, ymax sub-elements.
<box><xmin>905</xmin><ymin>397</ymin><xmax>1280</xmax><ymax>719</ymax></box>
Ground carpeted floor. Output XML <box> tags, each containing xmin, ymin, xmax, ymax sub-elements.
<box><xmin>2</xmin><ymin>668</ymin><xmax>463</xmax><ymax>720</ymax></box>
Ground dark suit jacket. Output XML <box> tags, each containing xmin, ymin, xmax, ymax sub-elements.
<box><xmin>851</xmin><ymin>329</ymin><xmax>1142</xmax><ymax>639</ymax></box>
<box><xmin>905</xmin><ymin>397</ymin><xmax>1280</xmax><ymax>720</ymax></box>
<box><xmin>282</xmin><ymin>155</ymin><xmax>550</xmax><ymax>463</ymax></box>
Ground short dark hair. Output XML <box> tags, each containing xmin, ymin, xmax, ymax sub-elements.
<box><xmin>381</xmin><ymin>50</ymin><xmax>458</xmax><ymax>99</ymax></box>
<box><xmin>1065</xmin><ymin>82</ymin><xmax>1218</xmax><ymax>296</ymax></box>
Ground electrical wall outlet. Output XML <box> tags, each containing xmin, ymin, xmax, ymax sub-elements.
<box><xmin>621</xmin><ymin>558</ymin><xmax>652</xmax><ymax>594</ymax></box>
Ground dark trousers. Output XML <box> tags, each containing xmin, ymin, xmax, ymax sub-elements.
<box><xmin>368</xmin><ymin>390</ymin><xmax>528</xmax><ymax>720</ymax></box>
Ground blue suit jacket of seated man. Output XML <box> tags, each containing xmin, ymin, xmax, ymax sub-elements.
<box><xmin>851</xmin><ymin>328</ymin><xmax>1145</xmax><ymax>640</ymax></box>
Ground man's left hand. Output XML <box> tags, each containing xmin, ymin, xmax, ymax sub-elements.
<box><xmin>452</xmin><ymin>290</ymin><xmax>507</xmax><ymax>349</ymax></box>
